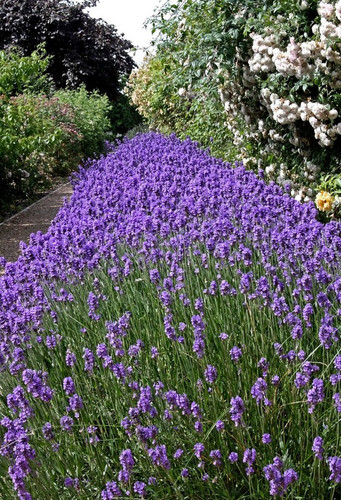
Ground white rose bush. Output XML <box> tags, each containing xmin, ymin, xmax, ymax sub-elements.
<box><xmin>127</xmin><ymin>0</ymin><xmax>341</xmax><ymax>216</ymax></box>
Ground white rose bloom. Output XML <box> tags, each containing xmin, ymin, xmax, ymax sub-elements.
<box><xmin>309</xmin><ymin>116</ymin><xmax>319</xmax><ymax>127</ymax></box>
<box><xmin>336</xmin><ymin>1</ymin><xmax>341</xmax><ymax>20</ymax></box>
<box><xmin>318</xmin><ymin>2</ymin><xmax>334</xmax><ymax>18</ymax></box>
<box><xmin>265</xmin><ymin>164</ymin><xmax>275</xmax><ymax>174</ymax></box>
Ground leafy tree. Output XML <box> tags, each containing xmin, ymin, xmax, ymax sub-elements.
<box><xmin>0</xmin><ymin>0</ymin><xmax>135</xmax><ymax>99</ymax></box>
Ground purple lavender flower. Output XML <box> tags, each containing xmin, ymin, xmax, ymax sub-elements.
<box><xmin>67</xmin><ymin>394</ymin><xmax>83</xmax><ymax>417</ymax></box>
<box><xmin>42</xmin><ymin>422</ymin><xmax>54</xmax><ymax>441</ymax></box>
<box><xmin>204</xmin><ymin>364</ymin><xmax>217</xmax><ymax>384</ymax></box>
<box><xmin>302</xmin><ymin>303</ymin><xmax>314</xmax><ymax>324</ymax></box>
<box><xmin>88</xmin><ymin>291</ymin><xmax>99</xmax><ymax>315</ymax></box>
<box><xmin>295</xmin><ymin>372</ymin><xmax>310</xmax><ymax>389</ymax></box>
<box><xmin>136</xmin><ymin>425</ymin><xmax>159</xmax><ymax>443</ymax></box>
<box><xmin>264</xmin><ymin>457</ymin><xmax>298</xmax><ymax>496</ymax></box>
<box><xmin>128</xmin><ymin>341</ymin><xmax>144</xmax><ymax>357</ymax></box>
<box><xmin>96</xmin><ymin>343</ymin><xmax>108</xmax><ymax>359</ymax></box>
<box><xmin>149</xmin><ymin>268</ymin><xmax>160</xmax><ymax>283</ymax></box>
<box><xmin>215</xmin><ymin>420</ymin><xmax>224</xmax><ymax>432</ymax></box>
<box><xmin>262</xmin><ymin>433</ymin><xmax>272</xmax><ymax>444</ymax></box>
<box><xmin>307</xmin><ymin>378</ymin><xmax>324</xmax><ymax>413</ymax></box>
<box><xmin>111</xmin><ymin>362</ymin><xmax>126</xmax><ymax>383</ymax></box>
<box><xmin>154</xmin><ymin>380</ymin><xmax>164</xmax><ymax>396</ymax></box>
<box><xmin>240</xmin><ymin>272</ymin><xmax>253</xmax><ymax>293</ymax></box>
<box><xmin>194</xmin><ymin>420</ymin><xmax>203</xmax><ymax>433</ymax></box>
<box><xmin>87</xmin><ymin>425</ymin><xmax>99</xmax><ymax>444</ymax></box>
<box><xmin>151</xmin><ymin>346</ymin><xmax>159</xmax><ymax>358</ymax></box>
<box><xmin>210</xmin><ymin>449</ymin><xmax>222</xmax><ymax>467</ymax></box>
<box><xmin>243</xmin><ymin>448</ymin><xmax>256</xmax><ymax>475</ymax></box>
<box><xmin>63</xmin><ymin>377</ymin><xmax>75</xmax><ymax>396</ymax></box>
<box><xmin>101</xmin><ymin>481</ymin><xmax>122</xmax><ymax>499</ymax></box>
<box><xmin>312</xmin><ymin>436</ymin><xmax>324</xmax><ymax>460</ymax></box>
<box><xmin>133</xmin><ymin>481</ymin><xmax>147</xmax><ymax>497</ymax></box>
<box><xmin>328</xmin><ymin>456</ymin><xmax>341</xmax><ymax>483</ymax></box>
<box><xmin>334</xmin><ymin>356</ymin><xmax>341</xmax><ymax>372</ymax></box>
<box><xmin>258</xmin><ymin>357</ymin><xmax>269</xmax><ymax>376</ymax></box>
<box><xmin>181</xmin><ymin>468</ymin><xmax>189</xmax><ymax>477</ymax></box>
<box><xmin>64</xmin><ymin>477</ymin><xmax>74</xmax><ymax>487</ymax></box>
<box><xmin>230</xmin><ymin>346</ymin><xmax>242</xmax><ymax>362</ymax></box>
<box><xmin>174</xmin><ymin>448</ymin><xmax>184</xmax><ymax>459</ymax></box>
<box><xmin>191</xmin><ymin>401</ymin><xmax>202</xmax><ymax>419</ymax></box>
<box><xmin>194</xmin><ymin>443</ymin><xmax>205</xmax><ymax>459</ymax></box>
<box><xmin>66</xmin><ymin>349</ymin><xmax>76</xmax><ymax>367</ymax></box>
<box><xmin>147</xmin><ymin>444</ymin><xmax>170</xmax><ymax>470</ymax></box>
<box><xmin>228</xmin><ymin>452</ymin><xmax>238</xmax><ymax>463</ymax></box>
<box><xmin>46</xmin><ymin>335</ymin><xmax>58</xmax><ymax>349</ymax></box>
<box><xmin>333</xmin><ymin>393</ymin><xmax>341</xmax><ymax>412</ymax></box>
<box><xmin>194</xmin><ymin>298</ymin><xmax>204</xmax><ymax>312</ymax></box>
<box><xmin>118</xmin><ymin>470</ymin><xmax>130</xmax><ymax>483</ymax></box>
<box><xmin>229</xmin><ymin>396</ymin><xmax>245</xmax><ymax>427</ymax></box>
<box><xmin>160</xmin><ymin>290</ymin><xmax>172</xmax><ymax>308</ymax></box>
<box><xmin>191</xmin><ymin>314</ymin><xmax>206</xmax><ymax>358</ymax></box>
<box><xmin>330</xmin><ymin>374</ymin><xmax>341</xmax><ymax>386</ymax></box>
<box><xmin>251</xmin><ymin>378</ymin><xmax>268</xmax><ymax>405</ymax></box>
<box><xmin>297</xmin><ymin>350</ymin><xmax>306</xmax><ymax>361</ymax></box>
<box><xmin>83</xmin><ymin>348</ymin><xmax>94</xmax><ymax>372</ymax></box>
<box><xmin>60</xmin><ymin>415</ymin><xmax>74</xmax><ymax>431</ymax></box>
<box><xmin>138</xmin><ymin>386</ymin><xmax>153</xmax><ymax>414</ymax></box>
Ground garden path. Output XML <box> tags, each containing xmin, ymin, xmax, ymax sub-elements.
<box><xmin>0</xmin><ymin>183</ymin><xmax>73</xmax><ymax>270</ymax></box>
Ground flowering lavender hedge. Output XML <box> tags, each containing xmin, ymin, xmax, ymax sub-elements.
<box><xmin>1</xmin><ymin>132</ymin><xmax>341</xmax><ymax>499</ymax></box>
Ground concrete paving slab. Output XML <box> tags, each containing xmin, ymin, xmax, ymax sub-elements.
<box><xmin>0</xmin><ymin>183</ymin><xmax>73</xmax><ymax>266</ymax></box>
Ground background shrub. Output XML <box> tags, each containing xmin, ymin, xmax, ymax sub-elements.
<box><xmin>55</xmin><ymin>86</ymin><xmax>112</xmax><ymax>160</ymax></box>
<box><xmin>0</xmin><ymin>45</ymin><xmax>51</xmax><ymax>96</ymax></box>
<box><xmin>0</xmin><ymin>47</ymin><xmax>116</xmax><ymax>217</ymax></box>
<box><xmin>0</xmin><ymin>93</ymin><xmax>81</xmax><ymax>208</ymax></box>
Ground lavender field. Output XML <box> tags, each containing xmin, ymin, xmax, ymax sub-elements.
<box><xmin>1</xmin><ymin>132</ymin><xmax>341</xmax><ymax>499</ymax></box>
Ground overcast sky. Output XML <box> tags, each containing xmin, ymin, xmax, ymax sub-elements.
<box><xmin>86</xmin><ymin>0</ymin><xmax>162</xmax><ymax>65</ymax></box>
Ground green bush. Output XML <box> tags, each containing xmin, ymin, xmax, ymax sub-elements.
<box><xmin>0</xmin><ymin>45</ymin><xmax>51</xmax><ymax>97</ymax></box>
<box><xmin>55</xmin><ymin>86</ymin><xmax>112</xmax><ymax>160</ymax></box>
<box><xmin>109</xmin><ymin>91</ymin><xmax>143</xmax><ymax>136</ymax></box>
<box><xmin>0</xmin><ymin>93</ymin><xmax>82</xmax><ymax>209</ymax></box>
<box><xmin>0</xmin><ymin>48</ymin><xmax>116</xmax><ymax>216</ymax></box>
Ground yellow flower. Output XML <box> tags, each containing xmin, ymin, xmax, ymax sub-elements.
<box><xmin>315</xmin><ymin>190</ymin><xmax>334</xmax><ymax>212</ymax></box>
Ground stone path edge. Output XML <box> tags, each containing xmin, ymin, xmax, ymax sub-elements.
<box><xmin>0</xmin><ymin>182</ymin><xmax>71</xmax><ymax>227</ymax></box>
